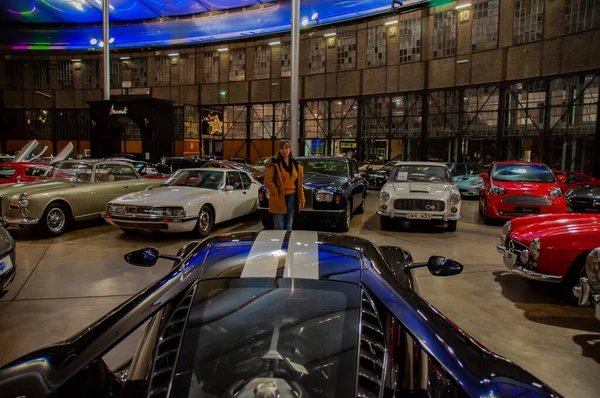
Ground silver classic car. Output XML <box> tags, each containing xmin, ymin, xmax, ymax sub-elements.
<box><xmin>0</xmin><ymin>160</ymin><xmax>163</xmax><ymax>236</ymax></box>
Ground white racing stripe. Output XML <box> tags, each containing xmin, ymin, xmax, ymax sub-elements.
<box><xmin>240</xmin><ymin>230</ymin><xmax>287</xmax><ymax>278</ymax></box>
<box><xmin>284</xmin><ymin>231</ymin><xmax>319</xmax><ymax>279</ymax></box>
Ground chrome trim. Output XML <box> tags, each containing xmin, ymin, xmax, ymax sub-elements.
<box><xmin>2</xmin><ymin>216</ymin><xmax>39</xmax><ymax>226</ymax></box>
<box><xmin>376</xmin><ymin>211</ymin><xmax>461</xmax><ymax>221</ymax></box>
<box><xmin>497</xmin><ymin>244</ymin><xmax>562</xmax><ymax>283</ymax></box>
<box><xmin>103</xmin><ymin>213</ymin><xmax>199</xmax><ymax>222</ymax></box>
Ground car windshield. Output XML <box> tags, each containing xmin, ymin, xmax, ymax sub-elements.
<box><xmin>492</xmin><ymin>164</ymin><xmax>556</xmax><ymax>183</ymax></box>
<box><xmin>0</xmin><ymin>167</ymin><xmax>15</xmax><ymax>179</ymax></box>
<box><xmin>391</xmin><ymin>165</ymin><xmax>451</xmax><ymax>183</ymax></box>
<box><xmin>46</xmin><ymin>162</ymin><xmax>93</xmax><ymax>182</ymax></box>
<box><xmin>298</xmin><ymin>159</ymin><xmax>348</xmax><ymax>178</ymax></box>
<box><xmin>164</xmin><ymin>169</ymin><xmax>224</xmax><ymax>189</ymax></box>
<box><xmin>173</xmin><ymin>278</ymin><xmax>359</xmax><ymax>398</ymax></box>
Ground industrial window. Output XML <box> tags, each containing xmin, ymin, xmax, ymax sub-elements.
<box><xmin>427</xmin><ymin>90</ymin><xmax>460</xmax><ymax>137</ymax></box>
<box><xmin>31</xmin><ymin>61</ymin><xmax>49</xmax><ymax>90</ymax></box>
<box><xmin>463</xmin><ymin>86</ymin><xmax>500</xmax><ymax>137</ymax></box>
<box><xmin>564</xmin><ymin>0</ymin><xmax>600</xmax><ymax>34</ymax></box>
<box><xmin>174</xmin><ymin>107</ymin><xmax>184</xmax><ymax>139</ymax></box>
<box><xmin>224</xmin><ymin>106</ymin><xmax>247</xmax><ymax>139</ymax></box>
<box><xmin>367</xmin><ymin>26</ymin><xmax>387</xmax><ymax>68</ymax></box>
<box><xmin>391</xmin><ymin>94</ymin><xmax>423</xmax><ymax>138</ymax></box>
<box><xmin>399</xmin><ymin>18</ymin><xmax>422</xmax><ymax>63</ymax></box>
<box><xmin>513</xmin><ymin>0</ymin><xmax>544</xmax><ymax>45</ymax></box>
<box><xmin>361</xmin><ymin>97</ymin><xmax>390</xmax><ymax>138</ymax></box>
<box><xmin>337</xmin><ymin>32</ymin><xmax>357</xmax><ymax>71</ymax></box>
<box><xmin>549</xmin><ymin>74</ymin><xmax>598</xmax><ymax>136</ymax></box>
<box><xmin>124</xmin><ymin>119</ymin><xmax>142</xmax><ymax>140</ymax></box>
<box><xmin>131</xmin><ymin>57</ymin><xmax>147</xmax><ymax>88</ymax></box>
<box><xmin>26</xmin><ymin>110</ymin><xmax>53</xmax><ymax>140</ymax></box>
<box><xmin>472</xmin><ymin>0</ymin><xmax>500</xmax><ymax>51</ymax></box>
<box><xmin>111</xmin><ymin>60</ymin><xmax>122</xmax><ymax>89</ymax></box>
<box><xmin>432</xmin><ymin>11</ymin><xmax>456</xmax><ymax>58</ymax></box>
<box><xmin>204</xmin><ymin>51</ymin><xmax>220</xmax><ymax>84</ymax></box>
<box><xmin>83</xmin><ymin>60</ymin><xmax>99</xmax><ymax>89</ymax></box>
<box><xmin>274</xmin><ymin>103</ymin><xmax>291</xmax><ymax>138</ymax></box>
<box><xmin>331</xmin><ymin>99</ymin><xmax>358</xmax><ymax>138</ymax></box>
<box><xmin>505</xmin><ymin>80</ymin><xmax>547</xmax><ymax>136</ymax></box>
<box><xmin>58</xmin><ymin>60</ymin><xmax>74</xmax><ymax>89</ymax></box>
<box><xmin>5</xmin><ymin>60</ymin><xmax>23</xmax><ymax>89</ymax></box>
<box><xmin>251</xmin><ymin>104</ymin><xmax>274</xmax><ymax>139</ymax></box>
<box><xmin>308</xmin><ymin>37</ymin><xmax>326</xmax><ymax>75</ymax></box>
<box><xmin>281</xmin><ymin>41</ymin><xmax>291</xmax><ymax>77</ymax></box>
<box><xmin>304</xmin><ymin>101</ymin><xmax>329</xmax><ymax>138</ymax></box>
<box><xmin>229</xmin><ymin>48</ymin><xmax>246</xmax><ymax>82</ymax></box>
<box><xmin>184</xmin><ymin>105</ymin><xmax>200</xmax><ymax>139</ymax></box>
<box><xmin>155</xmin><ymin>56</ymin><xmax>170</xmax><ymax>86</ymax></box>
<box><xmin>179</xmin><ymin>54</ymin><xmax>195</xmax><ymax>85</ymax></box>
<box><xmin>55</xmin><ymin>109</ymin><xmax>90</xmax><ymax>140</ymax></box>
<box><xmin>254</xmin><ymin>45</ymin><xmax>271</xmax><ymax>80</ymax></box>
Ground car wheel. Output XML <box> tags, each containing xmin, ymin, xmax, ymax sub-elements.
<box><xmin>40</xmin><ymin>203</ymin><xmax>70</xmax><ymax>237</ymax></box>
<box><xmin>337</xmin><ymin>202</ymin><xmax>351</xmax><ymax>232</ymax></box>
<box><xmin>562</xmin><ymin>252</ymin><xmax>587</xmax><ymax>300</ymax></box>
<box><xmin>261</xmin><ymin>212</ymin><xmax>274</xmax><ymax>230</ymax></box>
<box><xmin>380</xmin><ymin>216</ymin><xmax>393</xmax><ymax>230</ymax></box>
<box><xmin>447</xmin><ymin>220</ymin><xmax>458</xmax><ymax>232</ymax></box>
<box><xmin>355</xmin><ymin>193</ymin><xmax>366</xmax><ymax>214</ymax></box>
<box><xmin>481</xmin><ymin>199</ymin><xmax>493</xmax><ymax>225</ymax></box>
<box><xmin>195</xmin><ymin>205</ymin><xmax>214</xmax><ymax>238</ymax></box>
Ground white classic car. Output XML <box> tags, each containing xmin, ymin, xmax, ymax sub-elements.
<box><xmin>377</xmin><ymin>162</ymin><xmax>462</xmax><ymax>231</ymax></box>
<box><xmin>103</xmin><ymin>168</ymin><xmax>259</xmax><ymax>237</ymax></box>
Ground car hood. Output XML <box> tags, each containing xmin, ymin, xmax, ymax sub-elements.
<box><xmin>455</xmin><ymin>176</ymin><xmax>482</xmax><ymax>187</ymax></box>
<box><xmin>511</xmin><ymin>215</ymin><xmax>600</xmax><ymax>244</ymax></box>
<box><xmin>567</xmin><ymin>184</ymin><xmax>600</xmax><ymax>197</ymax></box>
<box><xmin>110</xmin><ymin>186</ymin><xmax>218</xmax><ymax>206</ymax></box>
<box><xmin>491</xmin><ymin>180</ymin><xmax>557</xmax><ymax>193</ymax></box>
<box><xmin>388</xmin><ymin>182</ymin><xmax>451</xmax><ymax>197</ymax></box>
<box><xmin>0</xmin><ymin>178</ymin><xmax>76</xmax><ymax>196</ymax></box>
<box><xmin>302</xmin><ymin>173</ymin><xmax>346</xmax><ymax>190</ymax></box>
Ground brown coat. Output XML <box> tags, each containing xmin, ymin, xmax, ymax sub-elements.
<box><xmin>264</xmin><ymin>157</ymin><xmax>306</xmax><ymax>214</ymax></box>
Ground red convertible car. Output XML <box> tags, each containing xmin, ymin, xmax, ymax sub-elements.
<box><xmin>553</xmin><ymin>170</ymin><xmax>600</xmax><ymax>193</ymax></box>
<box><xmin>497</xmin><ymin>213</ymin><xmax>600</xmax><ymax>294</ymax></box>
<box><xmin>479</xmin><ymin>161</ymin><xmax>566</xmax><ymax>223</ymax></box>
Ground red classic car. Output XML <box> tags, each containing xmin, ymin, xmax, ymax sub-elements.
<box><xmin>496</xmin><ymin>213</ymin><xmax>600</xmax><ymax>293</ymax></box>
<box><xmin>479</xmin><ymin>161</ymin><xmax>566</xmax><ymax>223</ymax></box>
<box><xmin>553</xmin><ymin>170</ymin><xmax>600</xmax><ymax>193</ymax></box>
<box><xmin>0</xmin><ymin>141</ymin><xmax>74</xmax><ymax>185</ymax></box>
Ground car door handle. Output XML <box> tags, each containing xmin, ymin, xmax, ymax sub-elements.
<box><xmin>243</xmin><ymin>191</ymin><xmax>247</xmax><ymax>194</ymax></box>
<box><xmin>123</xmin><ymin>186</ymin><xmax>129</xmax><ymax>189</ymax></box>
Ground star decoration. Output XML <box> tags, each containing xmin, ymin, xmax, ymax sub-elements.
<box><xmin>207</xmin><ymin>114</ymin><xmax>223</xmax><ymax>135</ymax></box>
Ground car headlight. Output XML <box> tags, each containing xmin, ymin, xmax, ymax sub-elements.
<box><xmin>449</xmin><ymin>193</ymin><xmax>461</xmax><ymax>204</ymax></box>
<box><xmin>470</xmin><ymin>180</ymin><xmax>481</xmax><ymax>187</ymax></box>
<box><xmin>18</xmin><ymin>193</ymin><xmax>29</xmax><ymax>208</ymax></box>
<box><xmin>490</xmin><ymin>184</ymin><xmax>506</xmax><ymax>196</ymax></box>
<box><xmin>315</xmin><ymin>192</ymin><xmax>334</xmax><ymax>202</ymax></box>
<box><xmin>548</xmin><ymin>187</ymin><xmax>562</xmax><ymax>198</ymax></box>
<box><xmin>107</xmin><ymin>204</ymin><xmax>124</xmax><ymax>215</ymax></box>
<box><xmin>530</xmin><ymin>238</ymin><xmax>541</xmax><ymax>260</ymax></box>
<box><xmin>585</xmin><ymin>248</ymin><xmax>600</xmax><ymax>286</ymax></box>
<box><xmin>380</xmin><ymin>191</ymin><xmax>390</xmax><ymax>202</ymax></box>
<box><xmin>502</xmin><ymin>221</ymin><xmax>511</xmax><ymax>236</ymax></box>
<box><xmin>151</xmin><ymin>207</ymin><xmax>186</xmax><ymax>217</ymax></box>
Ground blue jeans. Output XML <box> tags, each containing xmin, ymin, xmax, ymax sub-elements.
<box><xmin>273</xmin><ymin>193</ymin><xmax>296</xmax><ymax>230</ymax></box>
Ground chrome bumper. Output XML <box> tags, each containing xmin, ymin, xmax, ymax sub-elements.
<box><xmin>2</xmin><ymin>216</ymin><xmax>40</xmax><ymax>226</ymax></box>
<box><xmin>377</xmin><ymin>211</ymin><xmax>461</xmax><ymax>221</ymax></box>
<box><xmin>573</xmin><ymin>277</ymin><xmax>600</xmax><ymax>321</ymax></box>
<box><xmin>496</xmin><ymin>244</ymin><xmax>562</xmax><ymax>283</ymax></box>
<box><xmin>102</xmin><ymin>213</ymin><xmax>199</xmax><ymax>223</ymax></box>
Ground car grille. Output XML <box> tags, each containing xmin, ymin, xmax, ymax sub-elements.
<box><xmin>304</xmin><ymin>187</ymin><xmax>313</xmax><ymax>210</ymax></box>
<box><xmin>123</xmin><ymin>205</ymin><xmax>154</xmax><ymax>216</ymax></box>
<box><xmin>394</xmin><ymin>199</ymin><xmax>445</xmax><ymax>212</ymax></box>
<box><xmin>502</xmin><ymin>196</ymin><xmax>552</xmax><ymax>206</ymax></box>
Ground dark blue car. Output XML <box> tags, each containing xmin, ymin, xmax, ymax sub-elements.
<box><xmin>0</xmin><ymin>231</ymin><xmax>559</xmax><ymax>397</ymax></box>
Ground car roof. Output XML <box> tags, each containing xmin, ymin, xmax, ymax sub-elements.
<box><xmin>493</xmin><ymin>161</ymin><xmax>547</xmax><ymax>166</ymax></box>
<box><xmin>393</xmin><ymin>161</ymin><xmax>449</xmax><ymax>167</ymax></box>
<box><xmin>297</xmin><ymin>156</ymin><xmax>352</xmax><ymax>162</ymax></box>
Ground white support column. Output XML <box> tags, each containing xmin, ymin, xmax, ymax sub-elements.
<box><xmin>290</xmin><ymin>0</ymin><xmax>300</xmax><ymax>156</ymax></box>
<box><xmin>102</xmin><ymin>0</ymin><xmax>110</xmax><ymax>100</ymax></box>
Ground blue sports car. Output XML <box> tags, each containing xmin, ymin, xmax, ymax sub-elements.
<box><xmin>0</xmin><ymin>231</ymin><xmax>559</xmax><ymax>397</ymax></box>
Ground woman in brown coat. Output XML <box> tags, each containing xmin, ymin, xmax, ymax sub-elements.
<box><xmin>264</xmin><ymin>139</ymin><xmax>305</xmax><ymax>230</ymax></box>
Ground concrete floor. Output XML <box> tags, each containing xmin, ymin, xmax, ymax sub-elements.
<box><xmin>0</xmin><ymin>193</ymin><xmax>598</xmax><ymax>397</ymax></box>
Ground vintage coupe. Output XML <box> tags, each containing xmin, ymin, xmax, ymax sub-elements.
<box><xmin>104</xmin><ymin>168</ymin><xmax>259</xmax><ymax>237</ymax></box>
<box><xmin>553</xmin><ymin>170</ymin><xmax>600</xmax><ymax>193</ymax></box>
<box><xmin>258</xmin><ymin>157</ymin><xmax>367</xmax><ymax>232</ymax></box>
<box><xmin>497</xmin><ymin>213</ymin><xmax>600</xmax><ymax>293</ymax></box>
<box><xmin>359</xmin><ymin>161</ymin><xmax>395</xmax><ymax>189</ymax></box>
<box><xmin>454</xmin><ymin>165</ymin><xmax>490</xmax><ymax>198</ymax></box>
<box><xmin>378</xmin><ymin>162</ymin><xmax>462</xmax><ymax>231</ymax></box>
<box><xmin>0</xmin><ymin>225</ymin><xmax>15</xmax><ymax>291</ymax></box>
<box><xmin>0</xmin><ymin>231</ymin><xmax>560</xmax><ymax>398</ymax></box>
<box><xmin>0</xmin><ymin>160</ymin><xmax>163</xmax><ymax>236</ymax></box>
<box><xmin>479</xmin><ymin>161</ymin><xmax>566</xmax><ymax>223</ymax></box>
<box><xmin>0</xmin><ymin>141</ymin><xmax>73</xmax><ymax>185</ymax></box>
<box><xmin>565</xmin><ymin>184</ymin><xmax>600</xmax><ymax>212</ymax></box>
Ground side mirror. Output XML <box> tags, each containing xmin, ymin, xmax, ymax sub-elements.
<box><xmin>426</xmin><ymin>256</ymin><xmax>464</xmax><ymax>276</ymax></box>
<box><xmin>125</xmin><ymin>247</ymin><xmax>159</xmax><ymax>267</ymax></box>
<box><xmin>479</xmin><ymin>172</ymin><xmax>489</xmax><ymax>179</ymax></box>
<box><xmin>225</xmin><ymin>185</ymin><xmax>234</xmax><ymax>191</ymax></box>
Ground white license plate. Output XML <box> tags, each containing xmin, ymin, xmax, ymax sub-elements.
<box><xmin>408</xmin><ymin>213</ymin><xmax>432</xmax><ymax>220</ymax></box>
<box><xmin>0</xmin><ymin>254</ymin><xmax>13</xmax><ymax>276</ymax></box>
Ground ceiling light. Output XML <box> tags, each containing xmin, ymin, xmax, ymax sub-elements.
<box><xmin>269</xmin><ymin>41</ymin><xmax>281</xmax><ymax>46</ymax></box>
<box><xmin>168</xmin><ymin>52</ymin><xmax>179</xmax><ymax>57</ymax></box>
<box><xmin>311</xmin><ymin>13</ymin><xmax>318</xmax><ymax>21</ymax></box>
<box><xmin>120</xmin><ymin>56</ymin><xmax>130</xmax><ymax>60</ymax></box>
<box><xmin>455</xmin><ymin>3</ymin><xmax>472</xmax><ymax>9</ymax></box>
<box><xmin>99</xmin><ymin>41</ymin><xmax>104</xmax><ymax>48</ymax></box>
<box><xmin>324</xmin><ymin>33</ymin><xmax>336</xmax><ymax>37</ymax></box>
<box><xmin>217</xmin><ymin>48</ymin><xmax>228</xmax><ymax>52</ymax></box>
<box><xmin>109</xmin><ymin>37</ymin><xmax>115</xmax><ymax>44</ymax></box>
<box><xmin>90</xmin><ymin>38</ymin><xmax>97</xmax><ymax>45</ymax></box>
<box><xmin>301</xmin><ymin>18</ymin><xmax>309</xmax><ymax>27</ymax></box>
<box><xmin>385</xmin><ymin>20</ymin><xmax>399</xmax><ymax>25</ymax></box>
<box><xmin>71</xmin><ymin>59</ymin><xmax>81</xmax><ymax>62</ymax></box>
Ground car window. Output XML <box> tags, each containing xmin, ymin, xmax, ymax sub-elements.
<box><xmin>226</xmin><ymin>172</ymin><xmax>243</xmax><ymax>190</ymax></box>
<box><xmin>239</xmin><ymin>172</ymin><xmax>252</xmax><ymax>189</ymax></box>
<box><xmin>24</xmin><ymin>167</ymin><xmax>48</xmax><ymax>177</ymax></box>
<box><xmin>95</xmin><ymin>164</ymin><xmax>138</xmax><ymax>183</ymax></box>
<box><xmin>0</xmin><ymin>167</ymin><xmax>15</xmax><ymax>179</ymax></box>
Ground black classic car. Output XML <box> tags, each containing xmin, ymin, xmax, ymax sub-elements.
<box><xmin>565</xmin><ymin>185</ymin><xmax>600</xmax><ymax>212</ymax></box>
<box><xmin>359</xmin><ymin>161</ymin><xmax>397</xmax><ymax>189</ymax></box>
<box><xmin>258</xmin><ymin>157</ymin><xmax>367</xmax><ymax>232</ymax></box>
<box><xmin>0</xmin><ymin>231</ymin><xmax>560</xmax><ymax>398</ymax></box>
<box><xmin>0</xmin><ymin>225</ymin><xmax>15</xmax><ymax>291</ymax></box>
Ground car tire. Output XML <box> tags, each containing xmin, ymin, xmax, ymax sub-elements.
<box><xmin>562</xmin><ymin>252</ymin><xmax>587</xmax><ymax>300</ymax></box>
<box><xmin>481</xmin><ymin>199</ymin><xmax>493</xmax><ymax>225</ymax></box>
<box><xmin>337</xmin><ymin>202</ymin><xmax>351</xmax><ymax>232</ymax></box>
<box><xmin>355</xmin><ymin>193</ymin><xmax>366</xmax><ymax>214</ymax></box>
<box><xmin>261</xmin><ymin>212</ymin><xmax>274</xmax><ymax>230</ymax></box>
<box><xmin>195</xmin><ymin>205</ymin><xmax>214</xmax><ymax>238</ymax></box>
<box><xmin>447</xmin><ymin>220</ymin><xmax>458</xmax><ymax>232</ymax></box>
<box><xmin>39</xmin><ymin>203</ymin><xmax>70</xmax><ymax>237</ymax></box>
